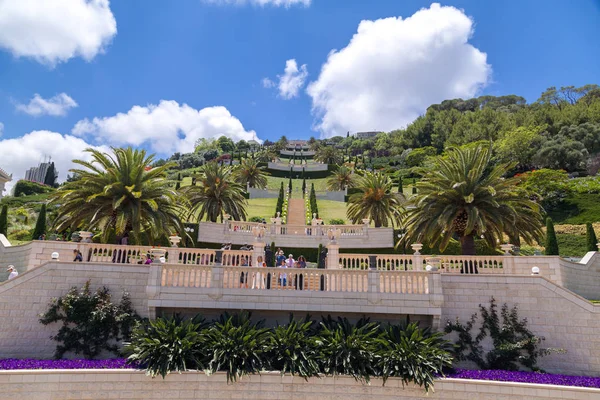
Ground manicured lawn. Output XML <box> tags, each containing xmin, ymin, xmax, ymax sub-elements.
<box><xmin>246</xmin><ymin>198</ymin><xmax>277</xmax><ymax>220</ymax></box>
<box><xmin>266</xmin><ymin>176</ymin><xmax>329</xmax><ymax>192</ymax></box>
<box><xmin>317</xmin><ymin>200</ymin><xmax>348</xmax><ymax>224</ymax></box>
<box><xmin>548</xmin><ymin>193</ymin><xmax>600</xmax><ymax>224</ymax></box>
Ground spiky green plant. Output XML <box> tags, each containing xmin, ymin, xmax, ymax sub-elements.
<box><xmin>266</xmin><ymin>317</ymin><xmax>319</xmax><ymax>379</ymax></box>
<box><xmin>234</xmin><ymin>158</ymin><xmax>268</xmax><ymax>189</ymax></box>
<box><xmin>347</xmin><ymin>171</ymin><xmax>404</xmax><ymax>228</ymax></box>
<box><xmin>186</xmin><ymin>161</ymin><xmax>247</xmax><ymax>223</ymax></box>
<box><xmin>51</xmin><ymin>147</ymin><xmax>184</xmax><ymax>243</ymax></box>
<box><xmin>327</xmin><ymin>166</ymin><xmax>354</xmax><ymax>191</ymax></box>
<box><xmin>405</xmin><ymin>146</ymin><xmax>543</xmax><ymax>255</ymax></box>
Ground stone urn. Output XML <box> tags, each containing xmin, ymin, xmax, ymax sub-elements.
<box><xmin>150</xmin><ymin>248</ymin><xmax>167</xmax><ymax>262</ymax></box>
<box><xmin>362</xmin><ymin>218</ymin><xmax>370</xmax><ymax>225</ymax></box>
<box><xmin>500</xmin><ymin>243</ymin><xmax>514</xmax><ymax>255</ymax></box>
<box><xmin>425</xmin><ymin>257</ymin><xmax>441</xmax><ymax>271</ymax></box>
<box><xmin>78</xmin><ymin>231</ymin><xmax>93</xmax><ymax>243</ymax></box>
<box><xmin>169</xmin><ymin>235</ymin><xmax>182</xmax><ymax>247</ymax></box>
<box><xmin>411</xmin><ymin>243</ymin><xmax>423</xmax><ymax>255</ymax></box>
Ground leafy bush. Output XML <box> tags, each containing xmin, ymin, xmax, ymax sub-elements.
<box><xmin>8</xmin><ymin>229</ymin><xmax>32</xmax><ymax>241</ymax></box>
<box><xmin>39</xmin><ymin>281</ymin><xmax>139</xmax><ymax>359</ymax></box>
<box><xmin>13</xmin><ymin>180</ymin><xmax>54</xmax><ymax>197</ymax></box>
<box><xmin>125</xmin><ymin>315</ymin><xmax>208</xmax><ymax>378</ymax></box>
<box><xmin>266</xmin><ymin>317</ymin><xmax>319</xmax><ymax>379</ymax></box>
<box><xmin>248</xmin><ymin>216</ymin><xmax>264</xmax><ymax>223</ymax></box>
<box><xmin>545</xmin><ymin>217</ymin><xmax>559</xmax><ymax>255</ymax></box>
<box><xmin>377</xmin><ymin>323</ymin><xmax>453</xmax><ymax>390</ymax></box>
<box><xmin>519</xmin><ymin>169</ymin><xmax>570</xmax><ymax>211</ymax></box>
<box><xmin>315</xmin><ymin>317</ymin><xmax>379</xmax><ymax>383</ymax></box>
<box><xmin>329</xmin><ymin>218</ymin><xmax>345</xmax><ymax>225</ymax></box>
<box><xmin>126</xmin><ymin>312</ymin><xmax>454</xmax><ymax>391</ymax></box>
<box><xmin>445</xmin><ymin>297</ymin><xmax>559</xmax><ymax>371</ymax></box>
<box><xmin>205</xmin><ymin>312</ymin><xmax>270</xmax><ymax>382</ymax></box>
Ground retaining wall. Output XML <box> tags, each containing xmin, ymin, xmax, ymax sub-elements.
<box><xmin>0</xmin><ymin>371</ymin><xmax>597</xmax><ymax>400</ymax></box>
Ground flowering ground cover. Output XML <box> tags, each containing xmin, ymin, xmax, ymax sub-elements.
<box><xmin>0</xmin><ymin>359</ymin><xmax>136</xmax><ymax>370</ymax></box>
<box><xmin>446</xmin><ymin>369</ymin><xmax>600</xmax><ymax>389</ymax></box>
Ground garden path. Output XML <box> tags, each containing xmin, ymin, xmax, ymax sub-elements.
<box><xmin>287</xmin><ymin>198</ymin><xmax>306</xmax><ymax>226</ymax></box>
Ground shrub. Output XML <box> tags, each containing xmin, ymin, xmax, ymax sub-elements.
<box><xmin>586</xmin><ymin>222</ymin><xmax>598</xmax><ymax>252</ymax></box>
<box><xmin>266</xmin><ymin>317</ymin><xmax>319</xmax><ymax>379</ymax></box>
<box><xmin>445</xmin><ymin>297</ymin><xmax>559</xmax><ymax>371</ymax></box>
<box><xmin>205</xmin><ymin>312</ymin><xmax>270</xmax><ymax>382</ymax></box>
<box><xmin>0</xmin><ymin>205</ymin><xmax>7</xmax><ymax>236</ymax></box>
<box><xmin>248</xmin><ymin>216</ymin><xmax>264</xmax><ymax>223</ymax></box>
<box><xmin>125</xmin><ymin>315</ymin><xmax>208</xmax><ymax>378</ymax></box>
<box><xmin>13</xmin><ymin>180</ymin><xmax>54</xmax><ymax>197</ymax></box>
<box><xmin>329</xmin><ymin>218</ymin><xmax>345</xmax><ymax>225</ymax></box>
<box><xmin>9</xmin><ymin>229</ymin><xmax>32</xmax><ymax>241</ymax></box>
<box><xmin>377</xmin><ymin>323</ymin><xmax>453</xmax><ymax>390</ymax></box>
<box><xmin>315</xmin><ymin>317</ymin><xmax>379</xmax><ymax>383</ymax></box>
<box><xmin>545</xmin><ymin>217</ymin><xmax>559</xmax><ymax>255</ymax></box>
<box><xmin>39</xmin><ymin>281</ymin><xmax>139</xmax><ymax>359</ymax></box>
<box><xmin>31</xmin><ymin>203</ymin><xmax>47</xmax><ymax>240</ymax></box>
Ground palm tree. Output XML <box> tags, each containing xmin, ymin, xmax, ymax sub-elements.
<box><xmin>327</xmin><ymin>166</ymin><xmax>355</xmax><ymax>191</ymax></box>
<box><xmin>347</xmin><ymin>171</ymin><xmax>404</xmax><ymax>227</ymax></box>
<box><xmin>404</xmin><ymin>145</ymin><xmax>543</xmax><ymax>255</ymax></box>
<box><xmin>51</xmin><ymin>147</ymin><xmax>184</xmax><ymax>243</ymax></box>
<box><xmin>234</xmin><ymin>158</ymin><xmax>268</xmax><ymax>189</ymax></box>
<box><xmin>186</xmin><ymin>162</ymin><xmax>247</xmax><ymax>222</ymax></box>
<box><xmin>315</xmin><ymin>146</ymin><xmax>342</xmax><ymax>165</ymax></box>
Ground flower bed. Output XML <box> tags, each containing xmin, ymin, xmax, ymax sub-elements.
<box><xmin>0</xmin><ymin>358</ymin><xmax>135</xmax><ymax>370</ymax></box>
<box><xmin>446</xmin><ymin>369</ymin><xmax>600</xmax><ymax>389</ymax></box>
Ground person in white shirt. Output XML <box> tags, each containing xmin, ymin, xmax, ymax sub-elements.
<box><xmin>7</xmin><ymin>265</ymin><xmax>18</xmax><ymax>280</ymax></box>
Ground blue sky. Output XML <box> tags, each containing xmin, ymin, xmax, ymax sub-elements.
<box><xmin>0</xmin><ymin>0</ymin><xmax>599</xmax><ymax>188</ymax></box>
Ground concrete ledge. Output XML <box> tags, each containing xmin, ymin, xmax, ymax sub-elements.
<box><xmin>0</xmin><ymin>370</ymin><xmax>597</xmax><ymax>400</ymax></box>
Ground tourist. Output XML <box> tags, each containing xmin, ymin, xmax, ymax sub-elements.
<box><xmin>294</xmin><ymin>255</ymin><xmax>306</xmax><ymax>290</ymax></box>
<box><xmin>252</xmin><ymin>256</ymin><xmax>266</xmax><ymax>289</ymax></box>
<box><xmin>276</xmin><ymin>249</ymin><xmax>286</xmax><ymax>267</ymax></box>
<box><xmin>138</xmin><ymin>254</ymin><xmax>152</xmax><ymax>265</ymax></box>
<box><xmin>278</xmin><ymin>257</ymin><xmax>287</xmax><ymax>287</ymax></box>
<box><xmin>73</xmin><ymin>250</ymin><xmax>83</xmax><ymax>262</ymax></box>
<box><xmin>6</xmin><ymin>265</ymin><xmax>18</xmax><ymax>280</ymax></box>
<box><xmin>286</xmin><ymin>254</ymin><xmax>295</xmax><ymax>268</ymax></box>
<box><xmin>38</xmin><ymin>234</ymin><xmax>46</xmax><ymax>241</ymax></box>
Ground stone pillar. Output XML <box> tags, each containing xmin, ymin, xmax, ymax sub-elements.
<box><xmin>326</xmin><ymin>243</ymin><xmax>340</xmax><ymax>269</ymax></box>
<box><xmin>145</xmin><ymin>262</ymin><xmax>163</xmax><ymax>319</ymax></box>
<box><xmin>252</xmin><ymin>241</ymin><xmax>265</xmax><ymax>267</ymax></box>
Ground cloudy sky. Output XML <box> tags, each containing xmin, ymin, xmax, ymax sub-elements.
<box><xmin>0</xmin><ymin>0</ymin><xmax>599</xmax><ymax>191</ymax></box>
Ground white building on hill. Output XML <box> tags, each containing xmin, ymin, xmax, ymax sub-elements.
<box><xmin>0</xmin><ymin>167</ymin><xmax>11</xmax><ymax>199</ymax></box>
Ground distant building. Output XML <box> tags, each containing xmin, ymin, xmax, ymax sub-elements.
<box><xmin>287</xmin><ymin>140</ymin><xmax>309</xmax><ymax>150</ymax></box>
<box><xmin>24</xmin><ymin>162</ymin><xmax>52</xmax><ymax>184</ymax></box>
<box><xmin>0</xmin><ymin>167</ymin><xmax>11</xmax><ymax>199</ymax></box>
<box><xmin>355</xmin><ymin>131</ymin><xmax>381</xmax><ymax>139</ymax></box>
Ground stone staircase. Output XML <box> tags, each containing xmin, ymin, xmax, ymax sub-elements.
<box><xmin>287</xmin><ymin>198</ymin><xmax>306</xmax><ymax>226</ymax></box>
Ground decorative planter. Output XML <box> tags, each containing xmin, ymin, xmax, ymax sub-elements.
<box><xmin>168</xmin><ymin>235</ymin><xmax>182</xmax><ymax>248</ymax></box>
<box><xmin>500</xmin><ymin>244</ymin><xmax>513</xmax><ymax>255</ymax></box>
<box><xmin>425</xmin><ymin>257</ymin><xmax>441</xmax><ymax>271</ymax></box>
<box><xmin>149</xmin><ymin>248</ymin><xmax>167</xmax><ymax>261</ymax></box>
<box><xmin>78</xmin><ymin>231</ymin><xmax>93</xmax><ymax>243</ymax></box>
<box><xmin>411</xmin><ymin>243</ymin><xmax>423</xmax><ymax>255</ymax></box>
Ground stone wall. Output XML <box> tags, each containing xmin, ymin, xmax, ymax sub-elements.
<box><xmin>0</xmin><ymin>261</ymin><xmax>149</xmax><ymax>359</ymax></box>
<box><xmin>441</xmin><ymin>274</ymin><xmax>600</xmax><ymax>376</ymax></box>
<box><xmin>0</xmin><ymin>371</ymin><xmax>597</xmax><ymax>400</ymax></box>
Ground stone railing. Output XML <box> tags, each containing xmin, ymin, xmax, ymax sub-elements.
<box><xmin>226</xmin><ymin>221</ymin><xmax>367</xmax><ymax>237</ymax></box>
<box><xmin>339</xmin><ymin>253</ymin><xmax>505</xmax><ymax>274</ymax></box>
<box><xmin>158</xmin><ymin>265</ymin><xmax>433</xmax><ymax>295</ymax></box>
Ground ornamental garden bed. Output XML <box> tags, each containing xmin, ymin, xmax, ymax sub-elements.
<box><xmin>1</xmin><ymin>360</ymin><xmax>599</xmax><ymax>390</ymax></box>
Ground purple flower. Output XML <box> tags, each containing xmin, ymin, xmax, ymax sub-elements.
<box><xmin>0</xmin><ymin>359</ymin><xmax>138</xmax><ymax>370</ymax></box>
<box><xmin>445</xmin><ymin>369</ymin><xmax>600</xmax><ymax>389</ymax></box>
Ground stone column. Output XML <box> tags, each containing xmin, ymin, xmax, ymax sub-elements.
<box><xmin>252</xmin><ymin>241</ymin><xmax>265</xmax><ymax>267</ymax></box>
<box><xmin>145</xmin><ymin>262</ymin><xmax>163</xmax><ymax>319</ymax></box>
<box><xmin>326</xmin><ymin>243</ymin><xmax>340</xmax><ymax>269</ymax></box>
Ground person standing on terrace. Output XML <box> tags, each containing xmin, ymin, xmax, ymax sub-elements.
<box><xmin>6</xmin><ymin>265</ymin><xmax>18</xmax><ymax>280</ymax></box>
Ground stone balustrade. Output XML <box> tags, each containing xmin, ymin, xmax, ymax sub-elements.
<box><xmin>198</xmin><ymin>221</ymin><xmax>392</xmax><ymax>248</ymax></box>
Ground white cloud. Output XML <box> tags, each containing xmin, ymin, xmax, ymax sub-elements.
<box><xmin>0</xmin><ymin>0</ymin><xmax>117</xmax><ymax>66</ymax></box>
<box><xmin>278</xmin><ymin>59</ymin><xmax>308</xmax><ymax>99</ymax></box>
<box><xmin>72</xmin><ymin>100</ymin><xmax>260</xmax><ymax>155</ymax></box>
<box><xmin>263</xmin><ymin>59</ymin><xmax>308</xmax><ymax>99</ymax></box>
<box><xmin>206</xmin><ymin>0</ymin><xmax>310</xmax><ymax>7</ymax></box>
<box><xmin>0</xmin><ymin>130</ymin><xmax>110</xmax><ymax>194</ymax></box>
<box><xmin>307</xmin><ymin>3</ymin><xmax>491</xmax><ymax>138</ymax></box>
<box><xmin>262</xmin><ymin>78</ymin><xmax>276</xmax><ymax>88</ymax></box>
<box><xmin>15</xmin><ymin>93</ymin><xmax>78</xmax><ymax>117</ymax></box>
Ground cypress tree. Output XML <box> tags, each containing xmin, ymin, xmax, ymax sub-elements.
<box><xmin>412</xmin><ymin>178</ymin><xmax>417</xmax><ymax>195</ymax></box>
<box><xmin>288</xmin><ymin>175</ymin><xmax>292</xmax><ymax>192</ymax></box>
<box><xmin>0</xmin><ymin>205</ymin><xmax>7</xmax><ymax>236</ymax></box>
<box><xmin>398</xmin><ymin>177</ymin><xmax>403</xmax><ymax>194</ymax></box>
<box><xmin>317</xmin><ymin>243</ymin><xmax>323</xmax><ymax>268</ymax></box>
<box><xmin>275</xmin><ymin>182</ymin><xmax>284</xmax><ymax>216</ymax></box>
<box><xmin>32</xmin><ymin>203</ymin><xmax>47</xmax><ymax>241</ymax></box>
<box><xmin>177</xmin><ymin>172</ymin><xmax>181</xmax><ymax>181</ymax></box>
<box><xmin>310</xmin><ymin>183</ymin><xmax>318</xmax><ymax>218</ymax></box>
<box><xmin>544</xmin><ymin>217</ymin><xmax>559</xmax><ymax>256</ymax></box>
<box><xmin>586</xmin><ymin>223</ymin><xmax>598</xmax><ymax>252</ymax></box>
<box><xmin>302</xmin><ymin>177</ymin><xmax>306</xmax><ymax>195</ymax></box>
<box><xmin>175</xmin><ymin>181</ymin><xmax>181</xmax><ymax>190</ymax></box>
